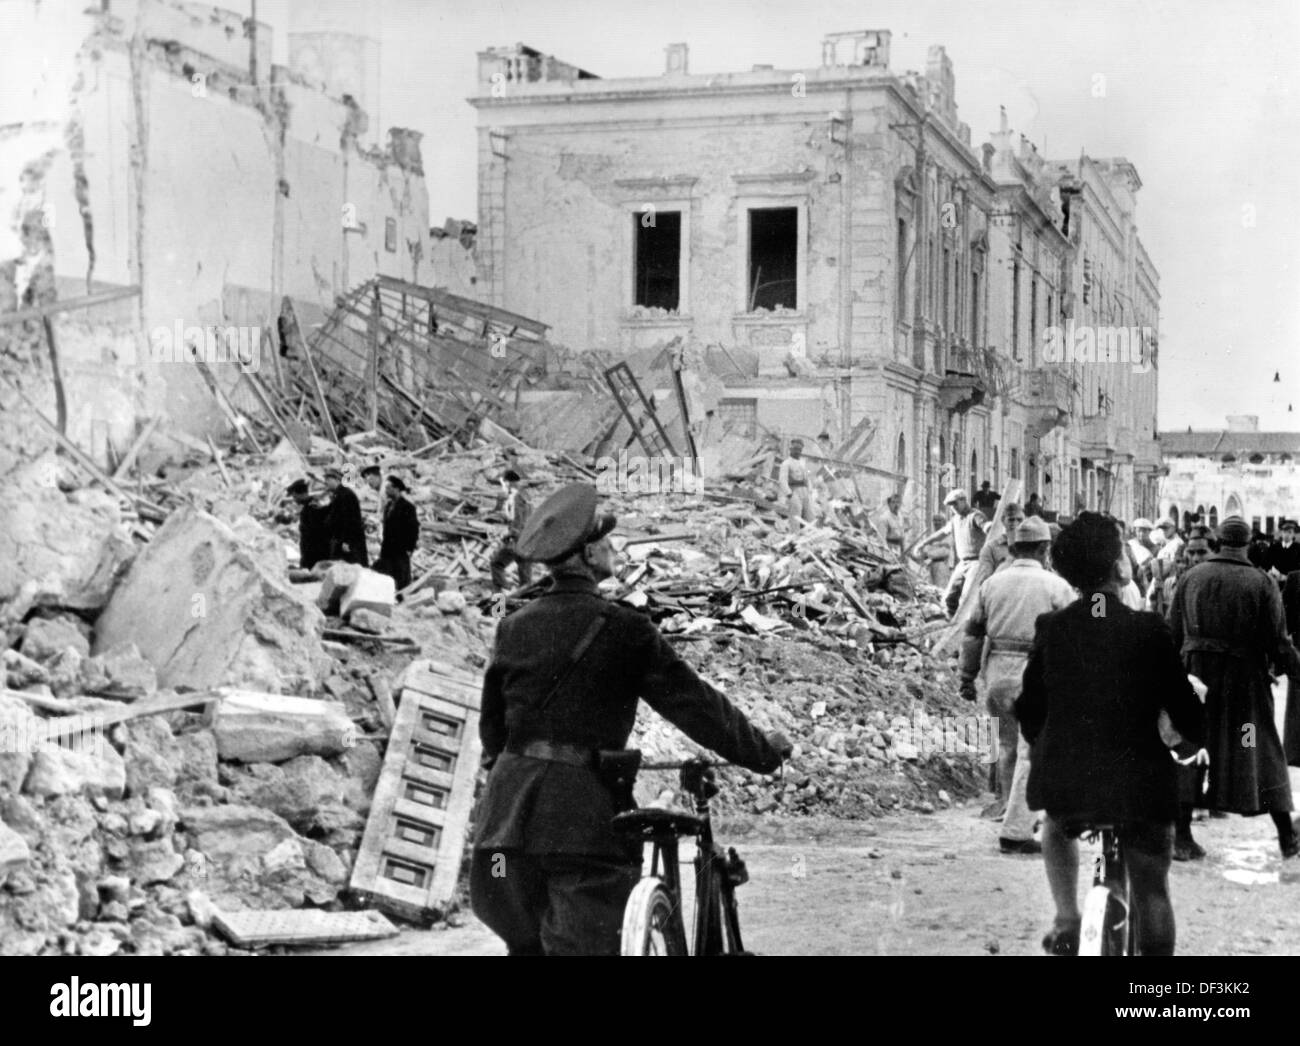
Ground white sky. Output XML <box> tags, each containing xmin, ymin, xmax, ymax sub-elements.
<box><xmin>20</xmin><ymin>0</ymin><xmax>1300</xmax><ymax>432</ymax></box>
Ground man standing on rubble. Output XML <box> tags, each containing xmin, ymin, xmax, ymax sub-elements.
<box><xmin>470</xmin><ymin>483</ymin><xmax>792</xmax><ymax>955</ymax></box>
<box><xmin>323</xmin><ymin>466</ymin><xmax>369</xmax><ymax>567</ymax></box>
<box><xmin>872</xmin><ymin>494</ymin><xmax>907</xmax><ymax>556</ymax></box>
<box><xmin>286</xmin><ymin>479</ymin><xmax>330</xmax><ymax>570</ymax></box>
<box><xmin>777</xmin><ymin>438</ymin><xmax>816</xmax><ymax>531</ymax></box>
<box><xmin>967</xmin><ymin>502</ymin><xmax>1024</xmax><ymax>594</ymax></box>
<box><xmin>373</xmin><ymin>476</ymin><xmax>419</xmax><ymax>592</ymax></box>
<box><xmin>912</xmin><ymin>490</ymin><xmax>990</xmax><ymax>617</ymax></box>
<box><xmin>489</xmin><ymin>469</ymin><xmax>533</xmax><ymax>591</ymax></box>
<box><xmin>959</xmin><ymin>517</ymin><xmax>1076</xmax><ymax>854</ymax></box>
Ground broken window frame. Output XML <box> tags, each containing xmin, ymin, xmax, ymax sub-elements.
<box><xmin>734</xmin><ymin>193</ymin><xmax>807</xmax><ymax>316</ymax></box>
<box><xmin>623</xmin><ymin>197</ymin><xmax>691</xmax><ymax>316</ymax></box>
<box><xmin>632</xmin><ymin>208</ymin><xmax>684</xmax><ymax>312</ymax></box>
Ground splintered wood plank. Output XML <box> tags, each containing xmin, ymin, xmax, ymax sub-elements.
<box><xmin>213</xmin><ymin>908</ymin><xmax>397</xmax><ymax>948</ymax></box>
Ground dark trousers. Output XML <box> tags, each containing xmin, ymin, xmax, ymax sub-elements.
<box><xmin>469</xmin><ymin>848</ymin><xmax>640</xmax><ymax>955</ymax></box>
<box><xmin>489</xmin><ymin>542</ymin><xmax>533</xmax><ymax>591</ymax></box>
<box><xmin>373</xmin><ymin>552</ymin><xmax>412</xmax><ymax>591</ymax></box>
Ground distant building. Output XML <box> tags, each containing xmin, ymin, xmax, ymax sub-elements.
<box><xmin>1159</xmin><ymin>417</ymin><xmax>1300</xmax><ymax>533</ymax></box>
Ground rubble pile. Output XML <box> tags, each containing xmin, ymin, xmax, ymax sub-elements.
<box><xmin>0</xmin><ymin>393</ymin><xmax>984</xmax><ymax>952</ymax></box>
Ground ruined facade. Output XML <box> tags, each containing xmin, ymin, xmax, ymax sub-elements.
<box><xmin>470</xmin><ymin>32</ymin><xmax>1163</xmax><ymax>526</ymax></box>
<box><xmin>0</xmin><ymin>0</ymin><xmax>437</xmax><ymax>461</ymax></box>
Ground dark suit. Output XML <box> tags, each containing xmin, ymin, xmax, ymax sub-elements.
<box><xmin>297</xmin><ymin>501</ymin><xmax>331</xmax><ymax>570</ymax></box>
<box><xmin>374</xmin><ymin>496</ymin><xmax>419</xmax><ymax>590</ymax></box>
<box><xmin>1017</xmin><ymin>595</ymin><xmax>1203</xmax><ymax>825</ymax></box>
<box><xmin>1282</xmin><ymin>571</ymin><xmax>1300</xmax><ymax>766</ymax></box>
<box><xmin>1269</xmin><ymin>541</ymin><xmax>1300</xmax><ymax>577</ymax></box>
<box><xmin>325</xmin><ymin>484</ymin><xmax>368</xmax><ymax>566</ymax></box>
<box><xmin>469</xmin><ymin>569</ymin><xmax>781</xmax><ymax>955</ymax></box>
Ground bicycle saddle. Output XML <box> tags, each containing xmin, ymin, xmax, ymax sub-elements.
<box><xmin>612</xmin><ymin>807</ymin><xmax>705</xmax><ymax>840</ymax></box>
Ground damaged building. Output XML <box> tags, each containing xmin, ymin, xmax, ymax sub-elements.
<box><xmin>0</xmin><ymin>0</ymin><xmax>476</xmax><ymax>467</ymax></box>
<box><xmin>470</xmin><ymin>31</ymin><xmax>1162</xmax><ymax>525</ymax></box>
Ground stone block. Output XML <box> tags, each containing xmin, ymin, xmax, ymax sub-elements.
<box><xmin>212</xmin><ymin>689</ymin><xmax>356</xmax><ymax>763</ymax></box>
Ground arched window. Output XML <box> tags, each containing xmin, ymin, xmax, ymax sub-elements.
<box><xmin>969</xmin><ymin>449</ymin><xmax>978</xmax><ymax>498</ymax></box>
<box><xmin>1208</xmin><ymin>506</ymin><xmax>1219</xmax><ymax>528</ymax></box>
<box><xmin>1248</xmin><ymin>453</ymin><xmax>1264</xmax><ymax>465</ymax></box>
<box><xmin>1225</xmin><ymin>495</ymin><xmax>1242</xmax><ymax>518</ymax></box>
<box><xmin>896</xmin><ymin>433</ymin><xmax>907</xmax><ymax>479</ymax></box>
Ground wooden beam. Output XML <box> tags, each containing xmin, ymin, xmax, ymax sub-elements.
<box><xmin>285</xmin><ymin>300</ymin><xmax>339</xmax><ymax>445</ymax></box>
<box><xmin>0</xmin><ymin>285</ymin><xmax>141</xmax><ymax>327</ymax></box>
<box><xmin>367</xmin><ymin>282</ymin><xmax>381</xmax><ymax>431</ymax></box>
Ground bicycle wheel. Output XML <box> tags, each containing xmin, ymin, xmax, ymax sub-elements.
<box><xmin>620</xmin><ymin>879</ymin><xmax>688</xmax><ymax>956</ymax></box>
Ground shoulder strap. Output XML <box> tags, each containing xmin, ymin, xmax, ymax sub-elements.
<box><xmin>536</xmin><ymin>602</ymin><xmax>615</xmax><ymax>714</ymax></box>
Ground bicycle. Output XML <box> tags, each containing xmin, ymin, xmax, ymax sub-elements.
<box><xmin>615</xmin><ymin>758</ymin><xmax>752</xmax><ymax>956</ymax></box>
<box><xmin>1077</xmin><ymin>824</ymin><xmax>1136</xmax><ymax>957</ymax></box>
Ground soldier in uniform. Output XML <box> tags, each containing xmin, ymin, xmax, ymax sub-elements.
<box><xmin>469</xmin><ymin>483</ymin><xmax>792</xmax><ymax>955</ymax></box>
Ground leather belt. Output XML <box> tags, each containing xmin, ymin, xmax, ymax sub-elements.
<box><xmin>989</xmin><ymin>638</ymin><xmax>1034</xmax><ymax>655</ymax></box>
<box><xmin>508</xmin><ymin>740</ymin><xmax>597</xmax><ymax>768</ymax></box>
<box><xmin>788</xmin><ymin>480</ymin><xmax>808</xmax><ymax>488</ymax></box>
<box><xmin>1182</xmin><ymin>636</ymin><xmax>1259</xmax><ymax>660</ymax></box>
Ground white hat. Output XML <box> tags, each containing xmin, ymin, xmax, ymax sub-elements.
<box><xmin>1010</xmin><ymin>517</ymin><xmax>1052</xmax><ymax>545</ymax></box>
<box><xmin>943</xmin><ymin>489</ymin><xmax>969</xmax><ymax>506</ymax></box>
<box><xmin>1132</xmin><ymin>518</ymin><xmax>1154</xmax><ymax>530</ymax></box>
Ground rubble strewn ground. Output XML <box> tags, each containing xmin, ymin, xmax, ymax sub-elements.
<box><xmin>0</xmin><ymin>416</ymin><xmax>982</xmax><ymax>955</ymax></box>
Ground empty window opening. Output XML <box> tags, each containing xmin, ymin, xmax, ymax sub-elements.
<box><xmin>747</xmin><ymin>207</ymin><xmax>798</xmax><ymax>311</ymax></box>
<box><xmin>634</xmin><ymin>210</ymin><xmax>682</xmax><ymax>310</ymax></box>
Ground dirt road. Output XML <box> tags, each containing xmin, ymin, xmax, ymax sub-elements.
<box><xmin>318</xmin><ymin>685</ymin><xmax>1300</xmax><ymax>957</ymax></box>
<box><xmin>321</xmin><ymin>789</ymin><xmax>1300</xmax><ymax>957</ymax></box>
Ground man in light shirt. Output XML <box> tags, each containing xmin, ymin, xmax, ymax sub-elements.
<box><xmin>913</xmin><ymin>490</ymin><xmax>991</xmax><ymax>617</ymax></box>
<box><xmin>777</xmin><ymin>438</ymin><xmax>816</xmax><ymax>532</ymax></box>
<box><xmin>959</xmin><ymin>517</ymin><xmax>1077</xmax><ymax>854</ymax></box>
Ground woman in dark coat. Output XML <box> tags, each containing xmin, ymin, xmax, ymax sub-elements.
<box><xmin>1017</xmin><ymin>513</ymin><xmax>1203</xmax><ymax>957</ymax></box>
<box><xmin>1283</xmin><ymin>570</ymin><xmax>1300</xmax><ymax>765</ymax></box>
<box><xmin>1168</xmin><ymin>517</ymin><xmax>1300</xmax><ymax>851</ymax></box>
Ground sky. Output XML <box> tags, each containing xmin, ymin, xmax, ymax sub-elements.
<box><xmin>23</xmin><ymin>0</ymin><xmax>1300</xmax><ymax>432</ymax></box>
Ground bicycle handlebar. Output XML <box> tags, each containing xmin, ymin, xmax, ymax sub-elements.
<box><xmin>640</xmin><ymin>759</ymin><xmax>732</xmax><ymax>771</ymax></box>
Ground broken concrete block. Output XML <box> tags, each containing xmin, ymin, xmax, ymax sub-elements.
<box><xmin>0</xmin><ymin>821</ymin><xmax>30</xmax><ymax>880</ymax></box>
<box><xmin>23</xmin><ymin>744</ymin><xmax>126</xmax><ymax>800</ymax></box>
<box><xmin>212</xmin><ymin>689</ymin><xmax>357</xmax><ymax>763</ymax></box>
<box><xmin>81</xmin><ymin>643</ymin><xmax>158</xmax><ymax>701</ymax></box>
<box><xmin>129</xmin><ymin>839</ymin><xmax>186</xmax><ymax>885</ymax></box>
<box><xmin>179</xmin><ymin>804</ymin><xmax>296</xmax><ymax>863</ymax></box>
<box><xmin>348</xmin><ymin>608</ymin><xmax>389</xmax><ymax>634</ymax></box>
<box><xmin>123</xmin><ymin>715</ymin><xmax>182</xmax><ymax>796</ymax></box>
<box><xmin>93</xmin><ymin>506</ymin><xmax>329</xmax><ymax>694</ymax></box>
<box><xmin>0</xmin><ymin>485</ymin><xmax>135</xmax><ymax>612</ymax></box>
<box><xmin>316</xmin><ymin>562</ymin><xmax>361</xmax><ymax>615</ymax></box>
<box><xmin>20</xmin><ymin>615</ymin><xmax>90</xmax><ymax>661</ymax></box>
<box><xmin>436</xmin><ymin>589</ymin><xmax>467</xmax><ymax>614</ymax></box>
<box><xmin>45</xmin><ymin>648</ymin><xmax>85</xmax><ymax>698</ymax></box>
<box><xmin>229</xmin><ymin>755</ymin><xmax>350</xmax><ymax>832</ymax></box>
<box><xmin>3</xmin><ymin>648</ymin><xmax>49</xmax><ymax>688</ymax></box>
<box><xmin>340</xmin><ymin>568</ymin><xmax>395</xmax><ymax>621</ymax></box>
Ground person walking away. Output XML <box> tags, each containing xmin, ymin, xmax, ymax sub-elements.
<box><xmin>1168</xmin><ymin>516</ymin><xmax>1300</xmax><ymax>857</ymax></box>
<box><xmin>777</xmin><ymin>438</ymin><xmax>816</xmax><ymax>531</ymax></box>
<box><xmin>286</xmin><ymin>479</ymin><xmax>330</xmax><ymax>570</ymax></box>
<box><xmin>1017</xmin><ymin>512</ymin><xmax>1204</xmax><ymax>956</ymax></box>
<box><xmin>912</xmin><ymin>490</ymin><xmax>989</xmax><ymax>617</ymax></box>
<box><xmin>959</xmin><ymin>517</ymin><xmax>1075</xmax><ymax>854</ymax></box>
<box><xmin>373</xmin><ymin>476</ymin><xmax>419</xmax><ymax>592</ymax></box>
<box><xmin>469</xmin><ymin>483</ymin><xmax>792</xmax><ymax>955</ymax></box>
<box><xmin>323</xmin><ymin>466</ymin><xmax>369</xmax><ymax>566</ymax></box>
<box><xmin>489</xmin><ymin>470</ymin><xmax>534</xmax><ymax>591</ymax></box>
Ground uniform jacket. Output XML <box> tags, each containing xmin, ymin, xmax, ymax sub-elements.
<box><xmin>1017</xmin><ymin>595</ymin><xmax>1204</xmax><ymax>823</ymax></box>
<box><xmin>379</xmin><ymin>495</ymin><xmax>419</xmax><ymax>562</ymax></box>
<box><xmin>325</xmin><ymin>484</ymin><xmax>369</xmax><ymax>566</ymax></box>
<box><xmin>473</xmin><ymin>570</ymin><xmax>782</xmax><ymax>858</ymax></box>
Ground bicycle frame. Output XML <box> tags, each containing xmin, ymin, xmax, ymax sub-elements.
<box><xmin>1079</xmin><ymin>826</ymin><xmax>1134</xmax><ymax>956</ymax></box>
